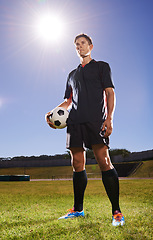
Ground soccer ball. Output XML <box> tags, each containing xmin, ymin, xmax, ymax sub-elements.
<box><xmin>48</xmin><ymin>107</ymin><xmax>69</xmax><ymax>129</ymax></box>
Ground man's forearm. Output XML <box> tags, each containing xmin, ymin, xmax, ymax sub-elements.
<box><xmin>105</xmin><ymin>88</ymin><xmax>116</xmax><ymax>120</ymax></box>
<box><xmin>58</xmin><ymin>98</ymin><xmax>72</xmax><ymax>110</ymax></box>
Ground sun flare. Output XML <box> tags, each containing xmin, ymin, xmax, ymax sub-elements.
<box><xmin>35</xmin><ymin>13</ymin><xmax>64</xmax><ymax>43</ymax></box>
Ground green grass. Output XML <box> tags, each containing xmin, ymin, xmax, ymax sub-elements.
<box><xmin>131</xmin><ymin>160</ymin><xmax>153</xmax><ymax>178</ymax></box>
<box><xmin>0</xmin><ymin>160</ymin><xmax>152</xmax><ymax>179</ymax></box>
<box><xmin>0</xmin><ymin>179</ymin><xmax>152</xmax><ymax>239</ymax></box>
<box><xmin>0</xmin><ymin>165</ymin><xmax>101</xmax><ymax>179</ymax></box>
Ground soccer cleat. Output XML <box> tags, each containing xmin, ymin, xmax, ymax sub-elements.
<box><xmin>58</xmin><ymin>209</ymin><xmax>84</xmax><ymax>220</ymax></box>
<box><xmin>112</xmin><ymin>210</ymin><xmax>125</xmax><ymax>226</ymax></box>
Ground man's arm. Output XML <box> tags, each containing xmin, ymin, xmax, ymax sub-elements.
<box><xmin>57</xmin><ymin>98</ymin><xmax>72</xmax><ymax>110</ymax></box>
<box><xmin>102</xmin><ymin>87</ymin><xmax>116</xmax><ymax>137</ymax></box>
<box><xmin>45</xmin><ymin>98</ymin><xmax>72</xmax><ymax>129</ymax></box>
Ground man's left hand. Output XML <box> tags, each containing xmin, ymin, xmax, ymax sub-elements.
<box><xmin>102</xmin><ymin>118</ymin><xmax>113</xmax><ymax>138</ymax></box>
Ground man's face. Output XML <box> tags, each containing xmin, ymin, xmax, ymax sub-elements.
<box><xmin>75</xmin><ymin>37</ymin><xmax>93</xmax><ymax>58</ymax></box>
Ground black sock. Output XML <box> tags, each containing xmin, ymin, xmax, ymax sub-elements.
<box><xmin>73</xmin><ymin>170</ymin><xmax>88</xmax><ymax>212</ymax></box>
<box><xmin>102</xmin><ymin>168</ymin><xmax>121</xmax><ymax>215</ymax></box>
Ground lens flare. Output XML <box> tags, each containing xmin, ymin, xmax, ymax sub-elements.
<box><xmin>35</xmin><ymin>13</ymin><xmax>64</xmax><ymax>43</ymax></box>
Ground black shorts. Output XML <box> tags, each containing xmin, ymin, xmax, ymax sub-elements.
<box><xmin>66</xmin><ymin>121</ymin><xmax>109</xmax><ymax>150</ymax></box>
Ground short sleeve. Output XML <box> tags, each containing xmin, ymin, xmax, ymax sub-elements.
<box><xmin>64</xmin><ymin>74</ymin><xmax>72</xmax><ymax>99</ymax></box>
<box><xmin>99</xmin><ymin>61</ymin><xmax>115</xmax><ymax>89</ymax></box>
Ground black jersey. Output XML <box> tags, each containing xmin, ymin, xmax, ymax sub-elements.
<box><xmin>64</xmin><ymin>59</ymin><xmax>114</xmax><ymax>124</ymax></box>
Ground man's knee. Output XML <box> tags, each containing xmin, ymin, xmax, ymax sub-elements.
<box><xmin>92</xmin><ymin>144</ymin><xmax>113</xmax><ymax>171</ymax></box>
<box><xmin>70</xmin><ymin>148</ymin><xmax>85</xmax><ymax>172</ymax></box>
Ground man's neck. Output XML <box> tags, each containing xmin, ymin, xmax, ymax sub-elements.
<box><xmin>80</xmin><ymin>55</ymin><xmax>92</xmax><ymax>66</ymax></box>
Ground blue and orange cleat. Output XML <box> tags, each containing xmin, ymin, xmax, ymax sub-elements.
<box><xmin>58</xmin><ymin>209</ymin><xmax>84</xmax><ymax>220</ymax></box>
<box><xmin>112</xmin><ymin>210</ymin><xmax>125</xmax><ymax>226</ymax></box>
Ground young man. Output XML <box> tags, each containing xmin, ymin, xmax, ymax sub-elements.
<box><xmin>46</xmin><ymin>33</ymin><xmax>125</xmax><ymax>226</ymax></box>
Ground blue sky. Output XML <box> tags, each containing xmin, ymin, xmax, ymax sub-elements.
<box><xmin>0</xmin><ymin>0</ymin><xmax>153</xmax><ymax>158</ymax></box>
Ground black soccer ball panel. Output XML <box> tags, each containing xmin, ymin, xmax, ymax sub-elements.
<box><xmin>57</xmin><ymin>110</ymin><xmax>65</xmax><ymax>116</ymax></box>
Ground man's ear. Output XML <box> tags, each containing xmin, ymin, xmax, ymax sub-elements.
<box><xmin>90</xmin><ymin>44</ymin><xmax>93</xmax><ymax>51</ymax></box>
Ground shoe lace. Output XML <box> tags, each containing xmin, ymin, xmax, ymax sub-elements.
<box><xmin>113</xmin><ymin>212</ymin><xmax>123</xmax><ymax>221</ymax></box>
<box><xmin>67</xmin><ymin>209</ymin><xmax>75</xmax><ymax>214</ymax></box>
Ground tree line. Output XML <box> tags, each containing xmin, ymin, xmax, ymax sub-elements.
<box><xmin>0</xmin><ymin>149</ymin><xmax>130</xmax><ymax>161</ymax></box>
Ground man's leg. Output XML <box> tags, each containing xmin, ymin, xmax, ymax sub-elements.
<box><xmin>58</xmin><ymin>147</ymin><xmax>87</xmax><ymax>219</ymax></box>
<box><xmin>92</xmin><ymin>143</ymin><xmax>121</xmax><ymax>214</ymax></box>
<box><xmin>70</xmin><ymin>147</ymin><xmax>87</xmax><ymax>212</ymax></box>
<box><xmin>92</xmin><ymin>143</ymin><xmax>125</xmax><ymax>226</ymax></box>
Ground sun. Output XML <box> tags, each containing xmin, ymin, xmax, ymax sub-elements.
<box><xmin>35</xmin><ymin>13</ymin><xmax>64</xmax><ymax>43</ymax></box>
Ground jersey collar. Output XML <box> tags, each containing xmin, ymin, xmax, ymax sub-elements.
<box><xmin>79</xmin><ymin>59</ymin><xmax>95</xmax><ymax>68</ymax></box>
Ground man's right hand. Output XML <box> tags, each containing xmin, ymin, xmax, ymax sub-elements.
<box><xmin>45</xmin><ymin>112</ymin><xmax>56</xmax><ymax>129</ymax></box>
<box><xmin>45</xmin><ymin>98</ymin><xmax>72</xmax><ymax>130</ymax></box>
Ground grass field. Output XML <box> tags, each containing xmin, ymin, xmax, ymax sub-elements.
<box><xmin>131</xmin><ymin>160</ymin><xmax>153</xmax><ymax>178</ymax></box>
<box><xmin>0</xmin><ymin>164</ymin><xmax>101</xmax><ymax>179</ymax></box>
<box><xmin>0</xmin><ymin>160</ymin><xmax>153</xmax><ymax>179</ymax></box>
<box><xmin>0</xmin><ymin>179</ymin><xmax>152</xmax><ymax>239</ymax></box>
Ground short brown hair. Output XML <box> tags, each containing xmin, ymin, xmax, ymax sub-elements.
<box><xmin>74</xmin><ymin>33</ymin><xmax>93</xmax><ymax>45</ymax></box>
